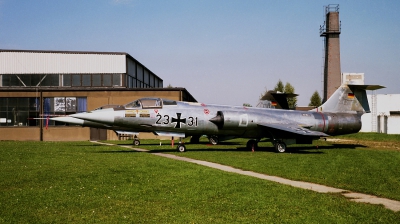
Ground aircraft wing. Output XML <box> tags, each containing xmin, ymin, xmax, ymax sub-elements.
<box><xmin>114</xmin><ymin>130</ymin><xmax>139</xmax><ymax>135</ymax></box>
<box><xmin>154</xmin><ymin>131</ymin><xmax>186</xmax><ymax>138</ymax></box>
<box><xmin>257</xmin><ymin>122</ymin><xmax>329</xmax><ymax>137</ymax></box>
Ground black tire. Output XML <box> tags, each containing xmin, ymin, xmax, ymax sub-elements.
<box><xmin>275</xmin><ymin>142</ymin><xmax>286</xmax><ymax>153</ymax></box>
<box><xmin>246</xmin><ymin>140</ymin><xmax>257</xmax><ymax>150</ymax></box>
<box><xmin>177</xmin><ymin>144</ymin><xmax>186</xmax><ymax>152</ymax></box>
<box><xmin>133</xmin><ymin>139</ymin><xmax>140</xmax><ymax>146</ymax></box>
<box><xmin>209</xmin><ymin>136</ymin><xmax>219</xmax><ymax>145</ymax></box>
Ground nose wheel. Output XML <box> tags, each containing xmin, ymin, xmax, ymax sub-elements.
<box><xmin>133</xmin><ymin>136</ymin><xmax>140</xmax><ymax>146</ymax></box>
<box><xmin>176</xmin><ymin>144</ymin><xmax>186</xmax><ymax>152</ymax></box>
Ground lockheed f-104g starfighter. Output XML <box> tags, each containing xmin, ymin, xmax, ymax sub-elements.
<box><xmin>69</xmin><ymin>84</ymin><xmax>383</xmax><ymax>153</ymax></box>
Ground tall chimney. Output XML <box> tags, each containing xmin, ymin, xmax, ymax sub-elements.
<box><xmin>320</xmin><ymin>4</ymin><xmax>341</xmax><ymax>102</ymax></box>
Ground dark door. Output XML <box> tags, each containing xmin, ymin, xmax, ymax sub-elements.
<box><xmin>90</xmin><ymin>128</ymin><xmax>107</xmax><ymax>141</ymax></box>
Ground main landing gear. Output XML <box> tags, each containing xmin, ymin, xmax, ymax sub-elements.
<box><xmin>208</xmin><ymin>135</ymin><xmax>219</xmax><ymax>145</ymax></box>
<box><xmin>273</xmin><ymin>141</ymin><xmax>287</xmax><ymax>153</ymax></box>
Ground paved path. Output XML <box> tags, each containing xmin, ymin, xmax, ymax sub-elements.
<box><xmin>93</xmin><ymin>141</ymin><xmax>400</xmax><ymax>212</ymax></box>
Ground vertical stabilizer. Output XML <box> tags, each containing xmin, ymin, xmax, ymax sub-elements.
<box><xmin>312</xmin><ymin>84</ymin><xmax>384</xmax><ymax>113</ymax></box>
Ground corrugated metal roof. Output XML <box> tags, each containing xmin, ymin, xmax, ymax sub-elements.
<box><xmin>0</xmin><ymin>50</ymin><xmax>126</xmax><ymax>74</ymax></box>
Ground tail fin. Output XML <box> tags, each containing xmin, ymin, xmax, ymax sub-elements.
<box><xmin>312</xmin><ymin>84</ymin><xmax>384</xmax><ymax>113</ymax></box>
<box><xmin>257</xmin><ymin>91</ymin><xmax>298</xmax><ymax>109</ymax></box>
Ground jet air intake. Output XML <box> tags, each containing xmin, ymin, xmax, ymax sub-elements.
<box><xmin>209</xmin><ymin>111</ymin><xmax>224</xmax><ymax>129</ymax></box>
<box><xmin>209</xmin><ymin>111</ymin><xmax>250</xmax><ymax>130</ymax></box>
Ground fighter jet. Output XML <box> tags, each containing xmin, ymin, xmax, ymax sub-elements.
<box><xmin>69</xmin><ymin>84</ymin><xmax>383</xmax><ymax>153</ymax></box>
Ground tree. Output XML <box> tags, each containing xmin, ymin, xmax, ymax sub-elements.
<box><xmin>308</xmin><ymin>90</ymin><xmax>322</xmax><ymax>107</ymax></box>
<box><xmin>284</xmin><ymin>82</ymin><xmax>297</xmax><ymax>109</ymax></box>
<box><xmin>274</xmin><ymin>79</ymin><xmax>284</xmax><ymax>92</ymax></box>
<box><xmin>243</xmin><ymin>103</ymin><xmax>252</xmax><ymax>107</ymax></box>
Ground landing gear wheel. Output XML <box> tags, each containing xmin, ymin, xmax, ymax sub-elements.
<box><xmin>177</xmin><ymin>144</ymin><xmax>186</xmax><ymax>152</ymax></box>
<box><xmin>209</xmin><ymin>136</ymin><xmax>219</xmax><ymax>145</ymax></box>
<box><xmin>133</xmin><ymin>139</ymin><xmax>140</xmax><ymax>146</ymax></box>
<box><xmin>275</xmin><ymin>142</ymin><xmax>286</xmax><ymax>153</ymax></box>
<box><xmin>246</xmin><ymin>140</ymin><xmax>258</xmax><ymax>150</ymax></box>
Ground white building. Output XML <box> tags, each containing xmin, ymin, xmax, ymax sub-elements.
<box><xmin>361</xmin><ymin>94</ymin><xmax>400</xmax><ymax>134</ymax></box>
<box><xmin>341</xmin><ymin>73</ymin><xmax>400</xmax><ymax>134</ymax></box>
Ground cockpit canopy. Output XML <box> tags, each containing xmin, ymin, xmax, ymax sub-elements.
<box><xmin>124</xmin><ymin>98</ymin><xmax>177</xmax><ymax>109</ymax></box>
<box><xmin>92</xmin><ymin>98</ymin><xmax>178</xmax><ymax>111</ymax></box>
<box><xmin>94</xmin><ymin>104</ymin><xmax>125</xmax><ymax>111</ymax></box>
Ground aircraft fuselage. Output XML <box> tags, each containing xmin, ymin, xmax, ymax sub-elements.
<box><xmin>96</xmin><ymin>102</ymin><xmax>361</xmax><ymax>139</ymax></box>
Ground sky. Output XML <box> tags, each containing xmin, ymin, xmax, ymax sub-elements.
<box><xmin>1</xmin><ymin>0</ymin><xmax>399</xmax><ymax>106</ymax></box>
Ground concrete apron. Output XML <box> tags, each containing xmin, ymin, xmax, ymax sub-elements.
<box><xmin>93</xmin><ymin>141</ymin><xmax>400</xmax><ymax>212</ymax></box>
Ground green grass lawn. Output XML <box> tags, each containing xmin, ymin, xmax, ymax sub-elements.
<box><xmin>120</xmin><ymin>133</ymin><xmax>400</xmax><ymax>202</ymax></box>
<box><xmin>1</xmin><ymin>138</ymin><xmax>399</xmax><ymax>223</ymax></box>
<box><xmin>333</xmin><ymin>132</ymin><xmax>400</xmax><ymax>142</ymax></box>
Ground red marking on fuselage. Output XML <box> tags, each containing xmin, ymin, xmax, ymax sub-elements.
<box><xmin>318</xmin><ymin>112</ymin><xmax>326</xmax><ymax>132</ymax></box>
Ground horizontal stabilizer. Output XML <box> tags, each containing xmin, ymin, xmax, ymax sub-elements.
<box><xmin>348</xmin><ymin>84</ymin><xmax>385</xmax><ymax>91</ymax></box>
<box><xmin>348</xmin><ymin>84</ymin><xmax>385</xmax><ymax>113</ymax></box>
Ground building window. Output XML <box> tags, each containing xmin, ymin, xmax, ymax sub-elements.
<box><xmin>82</xmin><ymin>74</ymin><xmax>91</xmax><ymax>86</ymax></box>
<box><xmin>113</xmin><ymin>74</ymin><xmax>121</xmax><ymax>86</ymax></box>
<box><xmin>150</xmin><ymin>74</ymin><xmax>155</xmax><ymax>87</ymax></box>
<box><xmin>72</xmin><ymin>74</ymin><xmax>81</xmax><ymax>86</ymax></box>
<box><xmin>43</xmin><ymin>97</ymin><xmax>87</xmax><ymax>126</ymax></box>
<box><xmin>144</xmin><ymin>70</ymin><xmax>149</xmax><ymax>85</ymax></box>
<box><xmin>40</xmin><ymin>74</ymin><xmax>59</xmax><ymax>86</ymax></box>
<box><xmin>63</xmin><ymin>74</ymin><xmax>71</xmax><ymax>86</ymax></box>
<box><xmin>0</xmin><ymin>97</ymin><xmax>40</xmax><ymax>127</ymax></box>
<box><xmin>1</xmin><ymin>73</ymin><xmax>125</xmax><ymax>88</ymax></box>
<box><xmin>137</xmin><ymin>66</ymin><xmax>143</xmax><ymax>82</ymax></box>
<box><xmin>1</xmin><ymin>74</ymin><xmax>60</xmax><ymax>87</ymax></box>
<box><xmin>103</xmin><ymin>74</ymin><xmax>111</xmax><ymax>86</ymax></box>
<box><xmin>92</xmin><ymin>74</ymin><xmax>101</xmax><ymax>86</ymax></box>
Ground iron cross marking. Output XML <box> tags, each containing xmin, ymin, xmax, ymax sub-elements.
<box><xmin>171</xmin><ymin>113</ymin><xmax>186</xmax><ymax>128</ymax></box>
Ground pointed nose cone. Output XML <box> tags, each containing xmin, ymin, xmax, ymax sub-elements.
<box><xmin>50</xmin><ymin>116</ymin><xmax>85</xmax><ymax>125</ymax></box>
<box><xmin>70</xmin><ymin>112</ymin><xmax>115</xmax><ymax>125</ymax></box>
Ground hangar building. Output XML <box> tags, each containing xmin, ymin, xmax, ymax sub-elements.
<box><xmin>0</xmin><ymin>49</ymin><xmax>196</xmax><ymax>141</ymax></box>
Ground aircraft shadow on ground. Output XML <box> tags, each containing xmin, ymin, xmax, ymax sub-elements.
<box><xmin>91</xmin><ymin>142</ymin><xmax>367</xmax><ymax>154</ymax></box>
<box><xmin>146</xmin><ymin>143</ymin><xmax>367</xmax><ymax>154</ymax></box>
